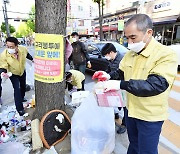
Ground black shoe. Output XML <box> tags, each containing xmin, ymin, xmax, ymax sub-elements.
<box><xmin>117</xmin><ymin>125</ymin><xmax>126</xmax><ymax>134</ymax></box>
<box><xmin>115</xmin><ymin>113</ymin><xmax>119</xmax><ymax>119</ymax></box>
<box><xmin>18</xmin><ymin>110</ymin><xmax>25</xmax><ymax>116</ymax></box>
<box><xmin>22</xmin><ymin>98</ymin><xmax>27</xmax><ymax>102</ymax></box>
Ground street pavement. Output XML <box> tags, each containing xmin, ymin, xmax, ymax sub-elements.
<box><xmin>85</xmin><ymin>72</ymin><xmax>180</xmax><ymax>154</ymax></box>
<box><xmin>0</xmin><ymin>46</ymin><xmax>180</xmax><ymax>153</ymax></box>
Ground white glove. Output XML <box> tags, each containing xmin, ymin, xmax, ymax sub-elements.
<box><xmin>104</xmin><ymin>80</ymin><xmax>121</xmax><ymax>92</ymax></box>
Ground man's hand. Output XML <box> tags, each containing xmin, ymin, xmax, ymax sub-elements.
<box><xmin>87</xmin><ymin>61</ymin><xmax>91</xmax><ymax>68</ymax></box>
<box><xmin>92</xmin><ymin>71</ymin><xmax>110</xmax><ymax>81</ymax></box>
<box><xmin>103</xmin><ymin>80</ymin><xmax>121</xmax><ymax>92</ymax></box>
<box><xmin>1</xmin><ymin>72</ymin><xmax>12</xmax><ymax>78</ymax></box>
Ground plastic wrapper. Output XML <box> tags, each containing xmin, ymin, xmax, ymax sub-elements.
<box><xmin>26</xmin><ymin>62</ymin><xmax>34</xmax><ymax>87</ymax></box>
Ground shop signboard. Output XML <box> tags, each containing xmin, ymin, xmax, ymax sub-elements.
<box><xmin>118</xmin><ymin>20</ymin><xmax>124</xmax><ymax>31</ymax></box>
<box><xmin>153</xmin><ymin>1</ymin><xmax>171</xmax><ymax>12</ymax></box>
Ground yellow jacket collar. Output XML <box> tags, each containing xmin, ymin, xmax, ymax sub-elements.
<box><xmin>130</xmin><ymin>37</ymin><xmax>157</xmax><ymax>58</ymax></box>
<box><xmin>140</xmin><ymin>37</ymin><xmax>156</xmax><ymax>57</ymax></box>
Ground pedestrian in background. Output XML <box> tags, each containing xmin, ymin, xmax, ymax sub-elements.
<box><xmin>0</xmin><ymin>37</ymin><xmax>34</xmax><ymax>116</ymax></box>
<box><xmin>65</xmin><ymin>37</ymin><xmax>73</xmax><ymax>71</ymax></box>
<box><xmin>101</xmin><ymin>43</ymin><xmax>127</xmax><ymax>134</ymax></box>
<box><xmin>93</xmin><ymin>14</ymin><xmax>177</xmax><ymax>154</ymax></box>
<box><xmin>70</xmin><ymin>32</ymin><xmax>91</xmax><ymax>74</ymax></box>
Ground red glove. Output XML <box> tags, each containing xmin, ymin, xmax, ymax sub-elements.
<box><xmin>92</xmin><ymin>71</ymin><xmax>103</xmax><ymax>80</ymax></box>
<box><xmin>92</xmin><ymin>71</ymin><xmax>110</xmax><ymax>82</ymax></box>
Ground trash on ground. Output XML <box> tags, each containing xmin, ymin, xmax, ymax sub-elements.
<box><xmin>0</xmin><ymin>105</ymin><xmax>32</xmax><ymax>153</ymax></box>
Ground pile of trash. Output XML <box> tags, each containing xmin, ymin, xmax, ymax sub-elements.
<box><xmin>0</xmin><ymin>105</ymin><xmax>32</xmax><ymax>153</ymax></box>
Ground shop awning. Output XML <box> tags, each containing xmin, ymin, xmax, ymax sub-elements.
<box><xmin>153</xmin><ymin>15</ymin><xmax>179</xmax><ymax>25</ymax></box>
<box><xmin>94</xmin><ymin>25</ymin><xmax>118</xmax><ymax>32</ymax></box>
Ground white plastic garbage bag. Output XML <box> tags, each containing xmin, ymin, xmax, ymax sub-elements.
<box><xmin>26</xmin><ymin>62</ymin><xmax>34</xmax><ymax>87</ymax></box>
<box><xmin>0</xmin><ymin>142</ymin><xmax>26</xmax><ymax>154</ymax></box>
<box><xmin>71</xmin><ymin>93</ymin><xmax>115</xmax><ymax>154</ymax></box>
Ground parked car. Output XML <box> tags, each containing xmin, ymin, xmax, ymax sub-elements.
<box><xmin>86</xmin><ymin>41</ymin><xmax>128</xmax><ymax>72</ymax></box>
<box><xmin>168</xmin><ymin>44</ymin><xmax>180</xmax><ymax>71</ymax></box>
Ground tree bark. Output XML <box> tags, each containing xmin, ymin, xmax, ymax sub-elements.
<box><xmin>33</xmin><ymin>0</ymin><xmax>67</xmax><ymax>120</ymax></box>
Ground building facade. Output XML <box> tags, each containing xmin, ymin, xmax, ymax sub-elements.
<box><xmin>94</xmin><ymin>0</ymin><xmax>180</xmax><ymax>45</ymax></box>
<box><xmin>66</xmin><ymin>0</ymin><xmax>98</xmax><ymax>36</ymax></box>
<box><xmin>146</xmin><ymin>0</ymin><xmax>180</xmax><ymax>45</ymax></box>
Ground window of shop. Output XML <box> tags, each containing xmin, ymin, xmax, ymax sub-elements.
<box><xmin>153</xmin><ymin>24</ymin><xmax>174</xmax><ymax>45</ymax></box>
<box><xmin>154</xmin><ymin>26</ymin><xmax>163</xmax><ymax>43</ymax></box>
<box><xmin>173</xmin><ymin>24</ymin><xmax>180</xmax><ymax>44</ymax></box>
<box><xmin>163</xmin><ymin>24</ymin><xmax>173</xmax><ymax>45</ymax></box>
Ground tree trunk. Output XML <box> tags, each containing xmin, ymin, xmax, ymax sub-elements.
<box><xmin>33</xmin><ymin>0</ymin><xmax>67</xmax><ymax>120</ymax></box>
<box><xmin>98</xmin><ymin>2</ymin><xmax>103</xmax><ymax>41</ymax></box>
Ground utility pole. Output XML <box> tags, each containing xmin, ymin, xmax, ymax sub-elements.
<box><xmin>2</xmin><ymin>0</ymin><xmax>10</xmax><ymax>37</ymax></box>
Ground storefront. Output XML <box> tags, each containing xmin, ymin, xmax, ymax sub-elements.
<box><xmin>150</xmin><ymin>0</ymin><xmax>180</xmax><ymax>45</ymax></box>
<box><xmin>93</xmin><ymin>7</ymin><xmax>137</xmax><ymax>41</ymax></box>
<box><xmin>153</xmin><ymin>17</ymin><xmax>180</xmax><ymax>45</ymax></box>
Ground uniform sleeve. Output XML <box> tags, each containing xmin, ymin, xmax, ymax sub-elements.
<box><xmin>120</xmin><ymin>51</ymin><xmax>177</xmax><ymax>97</ymax></box>
<box><xmin>149</xmin><ymin>51</ymin><xmax>178</xmax><ymax>86</ymax></box>
<box><xmin>120</xmin><ymin>74</ymin><xmax>169</xmax><ymax>97</ymax></box>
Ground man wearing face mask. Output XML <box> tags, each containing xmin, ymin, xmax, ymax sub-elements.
<box><xmin>101</xmin><ymin>43</ymin><xmax>127</xmax><ymax>134</ymax></box>
<box><xmin>0</xmin><ymin>37</ymin><xmax>33</xmax><ymax>116</ymax></box>
<box><xmin>65</xmin><ymin>69</ymin><xmax>85</xmax><ymax>91</ymax></box>
<box><xmin>93</xmin><ymin>14</ymin><xmax>178</xmax><ymax>154</ymax></box>
<box><xmin>69</xmin><ymin>32</ymin><xmax>91</xmax><ymax>75</ymax></box>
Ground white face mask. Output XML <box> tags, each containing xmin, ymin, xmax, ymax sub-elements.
<box><xmin>71</xmin><ymin>38</ymin><xmax>77</xmax><ymax>43</ymax></box>
<box><xmin>128</xmin><ymin>41</ymin><xmax>146</xmax><ymax>53</ymax></box>
<box><xmin>128</xmin><ymin>33</ymin><xmax>149</xmax><ymax>53</ymax></box>
<box><xmin>7</xmin><ymin>48</ymin><xmax>16</xmax><ymax>54</ymax></box>
<box><xmin>105</xmin><ymin>55</ymin><xmax>111</xmax><ymax>61</ymax></box>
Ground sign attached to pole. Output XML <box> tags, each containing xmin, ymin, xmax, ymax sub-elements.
<box><xmin>35</xmin><ymin>33</ymin><xmax>64</xmax><ymax>83</ymax></box>
<box><xmin>118</xmin><ymin>20</ymin><xmax>124</xmax><ymax>31</ymax></box>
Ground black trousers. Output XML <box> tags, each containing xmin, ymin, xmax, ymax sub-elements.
<box><xmin>9</xmin><ymin>71</ymin><xmax>26</xmax><ymax>112</ymax></box>
<box><xmin>125</xmin><ymin>109</ymin><xmax>163</xmax><ymax>154</ymax></box>
<box><xmin>0</xmin><ymin>77</ymin><xmax>2</xmax><ymax>97</ymax></box>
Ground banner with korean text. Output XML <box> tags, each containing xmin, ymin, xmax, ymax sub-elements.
<box><xmin>35</xmin><ymin>33</ymin><xmax>64</xmax><ymax>83</ymax></box>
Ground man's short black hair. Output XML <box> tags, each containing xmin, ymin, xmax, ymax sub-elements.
<box><xmin>6</xmin><ymin>37</ymin><xmax>19</xmax><ymax>46</ymax></box>
<box><xmin>125</xmin><ymin>14</ymin><xmax>153</xmax><ymax>33</ymax></box>
<box><xmin>71</xmin><ymin>32</ymin><xmax>79</xmax><ymax>36</ymax></box>
<box><xmin>65</xmin><ymin>71</ymin><xmax>72</xmax><ymax>80</ymax></box>
<box><xmin>101</xmin><ymin>43</ymin><xmax>117</xmax><ymax>56</ymax></box>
